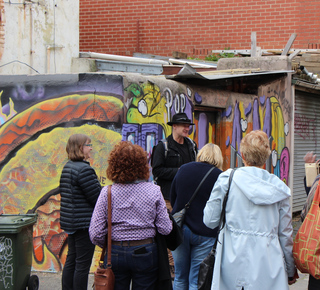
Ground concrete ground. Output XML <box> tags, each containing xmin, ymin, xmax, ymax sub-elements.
<box><xmin>30</xmin><ymin>271</ymin><xmax>94</xmax><ymax>290</ymax></box>
<box><xmin>32</xmin><ymin>270</ymin><xmax>309</xmax><ymax>290</ymax></box>
<box><xmin>32</xmin><ymin>213</ymin><xmax>309</xmax><ymax>290</ymax></box>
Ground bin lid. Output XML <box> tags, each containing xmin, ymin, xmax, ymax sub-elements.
<box><xmin>0</xmin><ymin>214</ymin><xmax>37</xmax><ymax>234</ymax></box>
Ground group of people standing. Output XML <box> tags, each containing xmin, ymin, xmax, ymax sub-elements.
<box><xmin>59</xmin><ymin>112</ymin><xmax>299</xmax><ymax>290</ymax></box>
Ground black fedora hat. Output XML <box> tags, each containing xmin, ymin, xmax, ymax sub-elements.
<box><xmin>167</xmin><ymin>113</ymin><xmax>194</xmax><ymax>126</ymax></box>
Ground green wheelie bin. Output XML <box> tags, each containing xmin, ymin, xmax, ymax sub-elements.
<box><xmin>0</xmin><ymin>214</ymin><xmax>39</xmax><ymax>290</ymax></box>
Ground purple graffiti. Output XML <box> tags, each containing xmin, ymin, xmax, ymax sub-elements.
<box><xmin>231</xmin><ymin>102</ymin><xmax>242</xmax><ymax>154</ymax></box>
<box><xmin>252</xmin><ymin>99</ymin><xmax>260</xmax><ymax>131</ymax></box>
<box><xmin>260</xmin><ymin>95</ymin><xmax>266</xmax><ymax>106</ymax></box>
<box><xmin>194</xmin><ymin>92</ymin><xmax>202</xmax><ymax>104</ymax></box>
<box><xmin>222</xmin><ymin>105</ymin><xmax>232</xmax><ymax>118</ymax></box>
<box><xmin>226</xmin><ymin>135</ymin><xmax>230</xmax><ymax>147</ymax></box>
<box><xmin>262</xmin><ymin>98</ymin><xmax>271</xmax><ymax>136</ymax></box>
<box><xmin>198</xmin><ymin>113</ymin><xmax>208</xmax><ymax>149</ymax></box>
<box><xmin>244</xmin><ymin>103</ymin><xmax>252</xmax><ymax>116</ymax></box>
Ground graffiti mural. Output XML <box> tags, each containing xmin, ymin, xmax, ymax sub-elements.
<box><xmin>225</xmin><ymin>80</ymin><xmax>291</xmax><ymax>184</ymax></box>
<box><xmin>0</xmin><ymin>73</ymin><xmax>292</xmax><ymax>274</ymax></box>
<box><xmin>122</xmin><ymin>80</ymin><xmax>196</xmax><ymax>159</ymax></box>
<box><xmin>0</xmin><ymin>75</ymin><xmax>125</xmax><ymax>272</ymax></box>
<box><xmin>0</xmin><ymin>74</ymin><xmax>217</xmax><ymax>273</ymax></box>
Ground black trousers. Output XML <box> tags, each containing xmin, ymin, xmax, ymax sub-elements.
<box><xmin>62</xmin><ymin>229</ymin><xmax>95</xmax><ymax>290</ymax></box>
<box><xmin>308</xmin><ymin>274</ymin><xmax>320</xmax><ymax>290</ymax></box>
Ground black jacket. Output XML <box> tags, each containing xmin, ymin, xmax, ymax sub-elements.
<box><xmin>59</xmin><ymin>160</ymin><xmax>101</xmax><ymax>232</ymax></box>
<box><xmin>152</xmin><ymin>135</ymin><xmax>197</xmax><ymax>200</ymax></box>
<box><xmin>155</xmin><ymin>214</ymin><xmax>182</xmax><ymax>290</ymax></box>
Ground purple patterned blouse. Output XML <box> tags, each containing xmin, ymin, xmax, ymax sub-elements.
<box><xmin>89</xmin><ymin>182</ymin><xmax>172</xmax><ymax>248</ymax></box>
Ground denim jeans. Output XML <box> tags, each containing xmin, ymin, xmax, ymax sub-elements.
<box><xmin>105</xmin><ymin>242</ymin><xmax>158</xmax><ymax>290</ymax></box>
<box><xmin>172</xmin><ymin>224</ymin><xmax>215</xmax><ymax>290</ymax></box>
<box><xmin>62</xmin><ymin>229</ymin><xmax>95</xmax><ymax>290</ymax></box>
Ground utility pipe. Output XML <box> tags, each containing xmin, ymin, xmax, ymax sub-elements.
<box><xmin>136</xmin><ymin>20</ymin><xmax>139</xmax><ymax>53</ymax></box>
<box><xmin>168</xmin><ymin>58</ymin><xmax>216</xmax><ymax>68</ymax></box>
<box><xmin>81</xmin><ymin>52</ymin><xmax>170</xmax><ymax>65</ymax></box>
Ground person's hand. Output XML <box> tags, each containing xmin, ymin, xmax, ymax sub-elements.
<box><xmin>304</xmin><ymin>151</ymin><xmax>316</xmax><ymax>163</ymax></box>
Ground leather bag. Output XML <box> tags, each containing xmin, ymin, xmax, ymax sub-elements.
<box><xmin>172</xmin><ymin>208</ymin><xmax>186</xmax><ymax>228</ymax></box>
<box><xmin>197</xmin><ymin>240</ymin><xmax>217</xmax><ymax>290</ymax></box>
<box><xmin>93</xmin><ymin>186</ymin><xmax>115</xmax><ymax>290</ymax></box>
<box><xmin>173</xmin><ymin>167</ymin><xmax>215</xmax><ymax>227</ymax></box>
<box><xmin>198</xmin><ymin>169</ymin><xmax>236</xmax><ymax>290</ymax></box>
<box><xmin>293</xmin><ymin>181</ymin><xmax>320</xmax><ymax>278</ymax></box>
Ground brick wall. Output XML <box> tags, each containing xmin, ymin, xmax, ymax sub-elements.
<box><xmin>80</xmin><ymin>0</ymin><xmax>320</xmax><ymax>58</ymax></box>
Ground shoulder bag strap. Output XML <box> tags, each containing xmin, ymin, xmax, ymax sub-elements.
<box><xmin>100</xmin><ymin>185</ymin><xmax>112</xmax><ymax>268</ymax></box>
<box><xmin>185</xmin><ymin>166</ymin><xmax>215</xmax><ymax>209</ymax></box>
<box><xmin>219</xmin><ymin>168</ymin><xmax>236</xmax><ymax>231</ymax></box>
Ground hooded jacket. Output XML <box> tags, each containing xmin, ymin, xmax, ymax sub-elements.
<box><xmin>203</xmin><ymin>167</ymin><xmax>296</xmax><ymax>290</ymax></box>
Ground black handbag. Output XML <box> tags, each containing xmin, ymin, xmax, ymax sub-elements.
<box><xmin>164</xmin><ymin>213</ymin><xmax>184</xmax><ymax>251</ymax></box>
<box><xmin>198</xmin><ymin>169</ymin><xmax>236</xmax><ymax>290</ymax></box>
<box><xmin>173</xmin><ymin>167</ymin><xmax>215</xmax><ymax>227</ymax></box>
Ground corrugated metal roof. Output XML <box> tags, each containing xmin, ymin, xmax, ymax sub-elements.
<box><xmin>293</xmin><ymin>78</ymin><xmax>320</xmax><ymax>91</ymax></box>
<box><xmin>166</xmin><ymin>63</ymin><xmax>293</xmax><ymax>80</ymax></box>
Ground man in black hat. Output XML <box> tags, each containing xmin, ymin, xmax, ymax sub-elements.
<box><xmin>152</xmin><ymin>112</ymin><xmax>198</xmax><ymax>209</ymax></box>
<box><xmin>151</xmin><ymin>112</ymin><xmax>198</xmax><ymax>279</ymax></box>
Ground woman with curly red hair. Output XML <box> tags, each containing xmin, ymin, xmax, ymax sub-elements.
<box><xmin>89</xmin><ymin>141</ymin><xmax>172</xmax><ymax>290</ymax></box>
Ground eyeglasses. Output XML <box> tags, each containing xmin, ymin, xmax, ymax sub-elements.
<box><xmin>84</xmin><ymin>144</ymin><xmax>92</xmax><ymax>147</ymax></box>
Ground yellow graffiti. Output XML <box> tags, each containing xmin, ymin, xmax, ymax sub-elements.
<box><xmin>0</xmin><ymin>124</ymin><xmax>122</xmax><ymax>272</ymax></box>
<box><xmin>0</xmin><ymin>124</ymin><xmax>120</xmax><ymax>213</ymax></box>
<box><xmin>259</xmin><ymin>105</ymin><xmax>264</xmax><ymax>129</ymax></box>
<box><xmin>126</xmin><ymin>82</ymin><xmax>171</xmax><ymax>135</ymax></box>
<box><xmin>270</xmin><ymin>96</ymin><xmax>285</xmax><ymax>157</ymax></box>
<box><xmin>0</xmin><ymin>91</ymin><xmax>17</xmax><ymax>124</ymax></box>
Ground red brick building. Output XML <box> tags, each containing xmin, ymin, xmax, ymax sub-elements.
<box><xmin>79</xmin><ymin>0</ymin><xmax>320</xmax><ymax>58</ymax></box>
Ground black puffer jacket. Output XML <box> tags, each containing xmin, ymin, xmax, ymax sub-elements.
<box><xmin>59</xmin><ymin>160</ymin><xmax>101</xmax><ymax>232</ymax></box>
<box><xmin>152</xmin><ymin>134</ymin><xmax>197</xmax><ymax>200</ymax></box>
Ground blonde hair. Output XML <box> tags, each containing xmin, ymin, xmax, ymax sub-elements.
<box><xmin>66</xmin><ymin>134</ymin><xmax>91</xmax><ymax>161</ymax></box>
<box><xmin>240</xmin><ymin>130</ymin><xmax>271</xmax><ymax>167</ymax></box>
<box><xmin>196</xmin><ymin>143</ymin><xmax>223</xmax><ymax>170</ymax></box>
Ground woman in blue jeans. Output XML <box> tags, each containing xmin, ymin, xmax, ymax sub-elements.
<box><xmin>170</xmin><ymin>143</ymin><xmax>223</xmax><ymax>290</ymax></box>
<box><xmin>89</xmin><ymin>141</ymin><xmax>172</xmax><ymax>290</ymax></box>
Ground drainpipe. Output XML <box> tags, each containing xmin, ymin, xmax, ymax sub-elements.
<box><xmin>168</xmin><ymin>58</ymin><xmax>216</xmax><ymax>68</ymax></box>
<box><xmin>81</xmin><ymin>52</ymin><xmax>170</xmax><ymax>65</ymax></box>
<box><xmin>46</xmin><ymin>45</ymin><xmax>64</xmax><ymax>73</ymax></box>
<box><xmin>30</xmin><ymin>5</ymin><xmax>34</xmax><ymax>73</ymax></box>
<box><xmin>136</xmin><ymin>19</ymin><xmax>139</xmax><ymax>53</ymax></box>
<box><xmin>300</xmin><ymin>66</ymin><xmax>320</xmax><ymax>83</ymax></box>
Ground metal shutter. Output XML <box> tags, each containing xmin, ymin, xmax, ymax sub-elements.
<box><xmin>293</xmin><ymin>91</ymin><xmax>320</xmax><ymax>212</ymax></box>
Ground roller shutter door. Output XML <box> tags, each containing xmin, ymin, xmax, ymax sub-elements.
<box><xmin>293</xmin><ymin>91</ymin><xmax>320</xmax><ymax>212</ymax></box>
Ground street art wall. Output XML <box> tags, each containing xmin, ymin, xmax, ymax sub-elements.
<box><xmin>0</xmin><ymin>73</ymin><xmax>292</xmax><ymax>275</ymax></box>
<box><xmin>222</xmin><ymin>78</ymin><xmax>291</xmax><ymax>184</ymax></box>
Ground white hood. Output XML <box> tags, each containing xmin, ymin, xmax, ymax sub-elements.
<box><xmin>232</xmin><ymin>167</ymin><xmax>291</xmax><ymax>205</ymax></box>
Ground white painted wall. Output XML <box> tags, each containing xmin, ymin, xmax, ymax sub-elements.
<box><xmin>0</xmin><ymin>0</ymin><xmax>79</xmax><ymax>75</ymax></box>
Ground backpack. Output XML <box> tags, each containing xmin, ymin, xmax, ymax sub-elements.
<box><xmin>150</xmin><ymin>139</ymin><xmax>168</xmax><ymax>167</ymax></box>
